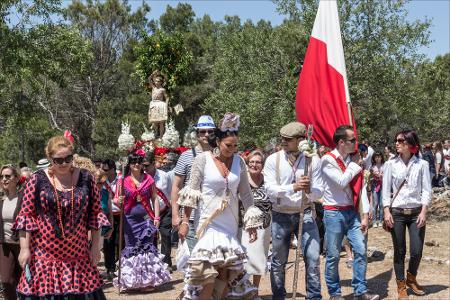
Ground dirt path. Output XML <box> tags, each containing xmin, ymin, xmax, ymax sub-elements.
<box><xmin>103</xmin><ymin>220</ymin><xmax>450</xmax><ymax>299</ymax></box>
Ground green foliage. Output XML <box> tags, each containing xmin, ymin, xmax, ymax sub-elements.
<box><xmin>135</xmin><ymin>31</ymin><xmax>193</xmax><ymax>91</ymax></box>
<box><xmin>274</xmin><ymin>0</ymin><xmax>434</xmax><ymax>148</ymax></box>
<box><xmin>203</xmin><ymin>20</ymin><xmax>309</xmax><ymax>148</ymax></box>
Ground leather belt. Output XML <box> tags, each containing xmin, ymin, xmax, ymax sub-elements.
<box><xmin>391</xmin><ymin>207</ymin><xmax>422</xmax><ymax>216</ymax></box>
<box><xmin>323</xmin><ymin>205</ymin><xmax>354</xmax><ymax>211</ymax></box>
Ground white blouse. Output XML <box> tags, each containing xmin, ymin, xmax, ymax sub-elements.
<box><xmin>382</xmin><ymin>155</ymin><xmax>432</xmax><ymax>209</ymax></box>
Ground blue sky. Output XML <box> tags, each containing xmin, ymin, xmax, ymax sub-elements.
<box><xmin>136</xmin><ymin>0</ymin><xmax>449</xmax><ymax>59</ymax></box>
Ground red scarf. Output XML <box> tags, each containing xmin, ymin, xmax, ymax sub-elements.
<box><xmin>326</xmin><ymin>152</ymin><xmax>363</xmax><ymax>211</ymax></box>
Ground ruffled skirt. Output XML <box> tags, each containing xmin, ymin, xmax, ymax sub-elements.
<box><xmin>183</xmin><ymin>227</ymin><xmax>247</xmax><ymax>300</ymax></box>
<box><xmin>148</xmin><ymin>100</ymin><xmax>168</xmax><ymax>123</ymax></box>
<box><xmin>17</xmin><ymin>289</ymin><xmax>106</xmax><ymax>300</ymax></box>
<box><xmin>113</xmin><ymin>214</ymin><xmax>171</xmax><ymax>290</ymax></box>
<box><xmin>16</xmin><ymin>256</ymin><xmax>103</xmax><ymax>296</ymax></box>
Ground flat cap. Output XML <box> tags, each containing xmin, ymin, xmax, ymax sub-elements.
<box><xmin>280</xmin><ymin>122</ymin><xmax>306</xmax><ymax>138</ymax></box>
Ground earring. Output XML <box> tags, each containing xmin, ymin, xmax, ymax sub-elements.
<box><xmin>213</xmin><ymin>147</ymin><xmax>220</xmax><ymax>156</ymax></box>
<box><xmin>69</xmin><ymin>165</ymin><xmax>74</xmax><ymax>173</ymax></box>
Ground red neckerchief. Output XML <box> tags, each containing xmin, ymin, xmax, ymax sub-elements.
<box><xmin>326</xmin><ymin>152</ymin><xmax>363</xmax><ymax>211</ymax></box>
<box><xmin>155</xmin><ymin>187</ymin><xmax>170</xmax><ymax>209</ymax></box>
<box><xmin>128</xmin><ymin>176</ymin><xmax>155</xmax><ymax>219</ymax></box>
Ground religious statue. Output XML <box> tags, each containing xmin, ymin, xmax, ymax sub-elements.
<box><xmin>148</xmin><ymin>70</ymin><xmax>169</xmax><ymax>138</ymax></box>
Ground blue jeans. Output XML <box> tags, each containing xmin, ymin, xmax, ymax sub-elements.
<box><xmin>372</xmin><ymin>190</ymin><xmax>383</xmax><ymax>222</ymax></box>
<box><xmin>271</xmin><ymin>210</ymin><xmax>322</xmax><ymax>300</ymax></box>
<box><xmin>324</xmin><ymin>210</ymin><xmax>367</xmax><ymax>297</ymax></box>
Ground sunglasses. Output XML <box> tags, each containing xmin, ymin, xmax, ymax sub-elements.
<box><xmin>346</xmin><ymin>138</ymin><xmax>357</xmax><ymax>144</ymax></box>
<box><xmin>129</xmin><ymin>159</ymin><xmax>143</xmax><ymax>165</ymax></box>
<box><xmin>0</xmin><ymin>175</ymin><xmax>13</xmax><ymax>180</ymax></box>
<box><xmin>396</xmin><ymin>138</ymin><xmax>406</xmax><ymax>144</ymax></box>
<box><xmin>102</xmin><ymin>168</ymin><xmax>110</xmax><ymax>172</ymax></box>
<box><xmin>198</xmin><ymin>129</ymin><xmax>214</xmax><ymax>135</ymax></box>
<box><xmin>52</xmin><ymin>155</ymin><xmax>74</xmax><ymax>165</ymax></box>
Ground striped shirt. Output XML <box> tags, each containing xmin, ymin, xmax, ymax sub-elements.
<box><xmin>174</xmin><ymin>146</ymin><xmax>203</xmax><ymax>221</ymax></box>
<box><xmin>174</xmin><ymin>147</ymin><xmax>203</xmax><ymax>184</ymax></box>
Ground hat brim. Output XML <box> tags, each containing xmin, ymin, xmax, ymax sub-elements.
<box><xmin>195</xmin><ymin>125</ymin><xmax>216</xmax><ymax>129</ymax></box>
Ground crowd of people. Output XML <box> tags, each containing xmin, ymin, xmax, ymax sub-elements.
<box><xmin>0</xmin><ymin>113</ymin><xmax>449</xmax><ymax>300</ymax></box>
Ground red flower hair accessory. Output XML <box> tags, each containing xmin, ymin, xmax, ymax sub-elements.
<box><xmin>409</xmin><ymin>145</ymin><xmax>419</xmax><ymax>154</ymax></box>
<box><xmin>135</xmin><ymin>148</ymin><xmax>146</xmax><ymax>157</ymax></box>
<box><xmin>64</xmin><ymin>130</ymin><xmax>75</xmax><ymax>143</ymax></box>
<box><xmin>154</xmin><ymin>146</ymin><xmax>169</xmax><ymax>156</ymax></box>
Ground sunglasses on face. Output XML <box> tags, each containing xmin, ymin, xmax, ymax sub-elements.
<box><xmin>396</xmin><ymin>138</ymin><xmax>406</xmax><ymax>144</ymax></box>
<box><xmin>102</xmin><ymin>168</ymin><xmax>110</xmax><ymax>172</ymax></box>
<box><xmin>198</xmin><ymin>129</ymin><xmax>214</xmax><ymax>135</ymax></box>
<box><xmin>129</xmin><ymin>159</ymin><xmax>142</xmax><ymax>165</ymax></box>
<box><xmin>1</xmin><ymin>175</ymin><xmax>13</xmax><ymax>180</ymax></box>
<box><xmin>52</xmin><ymin>154</ymin><xmax>74</xmax><ymax>165</ymax></box>
<box><xmin>346</xmin><ymin>138</ymin><xmax>357</xmax><ymax>144</ymax></box>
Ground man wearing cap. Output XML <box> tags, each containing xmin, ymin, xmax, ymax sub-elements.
<box><xmin>171</xmin><ymin>115</ymin><xmax>215</xmax><ymax>252</ymax></box>
<box><xmin>264</xmin><ymin>121</ymin><xmax>323</xmax><ymax>300</ymax></box>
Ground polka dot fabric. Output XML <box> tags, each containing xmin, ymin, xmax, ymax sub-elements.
<box><xmin>13</xmin><ymin>169</ymin><xmax>110</xmax><ymax>297</ymax></box>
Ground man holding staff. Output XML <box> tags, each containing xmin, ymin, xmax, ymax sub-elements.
<box><xmin>264</xmin><ymin>122</ymin><xmax>322</xmax><ymax>300</ymax></box>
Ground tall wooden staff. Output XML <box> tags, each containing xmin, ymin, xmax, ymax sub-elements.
<box><xmin>116</xmin><ymin>163</ymin><xmax>125</xmax><ymax>294</ymax></box>
<box><xmin>116</xmin><ymin>122</ymin><xmax>135</xmax><ymax>294</ymax></box>
<box><xmin>292</xmin><ymin>125</ymin><xmax>315</xmax><ymax>299</ymax></box>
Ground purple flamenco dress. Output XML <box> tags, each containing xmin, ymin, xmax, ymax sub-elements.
<box><xmin>113</xmin><ymin>174</ymin><xmax>171</xmax><ymax>290</ymax></box>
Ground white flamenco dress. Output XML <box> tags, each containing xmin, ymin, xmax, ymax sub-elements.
<box><xmin>177</xmin><ymin>152</ymin><xmax>263</xmax><ymax>300</ymax></box>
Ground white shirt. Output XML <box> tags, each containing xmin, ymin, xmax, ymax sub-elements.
<box><xmin>154</xmin><ymin>169</ymin><xmax>172</xmax><ymax>210</ymax></box>
<box><xmin>444</xmin><ymin>149</ymin><xmax>450</xmax><ymax>173</ymax></box>
<box><xmin>363</xmin><ymin>145</ymin><xmax>375</xmax><ymax>170</ymax></box>
<box><xmin>382</xmin><ymin>156</ymin><xmax>432</xmax><ymax>208</ymax></box>
<box><xmin>321</xmin><ymin>149</ymin><xmax>365</xmax><ymax>209</ymax></box>
<box><xmin>264</xmin><ymin>150</ymin><xmax>322</xmax><ymax>214</ymax></box>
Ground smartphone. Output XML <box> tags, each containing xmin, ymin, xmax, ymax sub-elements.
<box><xmin>25</xmin><ymin>264</ymin><xmax>32</xmax><ymax>283</ymax></box>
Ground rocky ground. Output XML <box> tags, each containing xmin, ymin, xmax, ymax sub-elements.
<box><xmin>103</xmin><ymin>218</ymin><xmax>450</xmax><ymax>300</ymax></box>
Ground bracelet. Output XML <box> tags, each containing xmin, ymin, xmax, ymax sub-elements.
<box><xmin>154</xmin><ymin>216</ymin><xmax>161</xmax><ymax>221</ymax></box>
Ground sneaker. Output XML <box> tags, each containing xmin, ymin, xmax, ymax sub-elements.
<box><xmin>353</xmin><ymin>292</ymin><xmax>380</xmax><ymax>300</ymax></box>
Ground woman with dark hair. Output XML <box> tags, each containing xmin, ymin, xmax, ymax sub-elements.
<box><xmin>0</xmin><ymin>165</ymin><xmax>23</xmax><ymax>300</ymax></box>
<box><xmin>113</xmin><ymin>151</ymin><xmax>170</xmax><ymax>292</ymax></box>
<box><xmin>178</xmin><ymin>113</ymin><xmax>262</xmax><ymax>300</ymax></box>
<box><xmin>13</xmin><ymin>136</ymin><xmax>110</xmax><ymax>300</ymax></box>
<box><xmin>382</xmin><ymin>130</ymin><xmax>432</xmax><ymax>299</ymax></box>
<box><xmin>370</xmin><ymin>152</ymin><xmax>385</xmax><ymax>227</ymax></box>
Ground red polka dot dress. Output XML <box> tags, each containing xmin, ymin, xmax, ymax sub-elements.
<box><xmin>13</xmin><ymin>169</ymin><xmax>110</xmax><ymax>299</ymax></box>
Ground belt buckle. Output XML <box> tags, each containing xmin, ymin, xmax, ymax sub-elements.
<box><xmin>403</xmin><ymin>208</ymin><xmax>413</xmax><ymax>215</ymax></box>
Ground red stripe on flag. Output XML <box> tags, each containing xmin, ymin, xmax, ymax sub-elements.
<box><xmin>295</xmin><ymin>37</ymin><xmax>356</xmax><ymax>148</ymax></box>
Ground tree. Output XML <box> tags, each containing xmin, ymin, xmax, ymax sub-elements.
<box><xmin>59</xmin><ymin>0</ymin><xmax>151</xmax><ymax>155</ymax></box>
<box><xmin>273</xmin><ymin>0</ymin><xmax>432</xmax><ymax>147</ymax></box>
<box><xmin>203</xmin><ymin>20</ymin><xmax>309</xmax><ymax>147</ymax></box>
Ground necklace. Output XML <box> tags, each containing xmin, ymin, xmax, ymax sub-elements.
<box><xmin>50</xmin><ymin>174</ymin><xmax>75</xmax><ymax>240</ymax></box>
<box><xmin>213</xmin><ymin>155</ymin><xmax>231</xmax><ymax>196</ymax></box>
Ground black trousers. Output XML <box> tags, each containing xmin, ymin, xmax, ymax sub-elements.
<box><xmin>0</xmin><ymin>242</ymin><xmax>21</xmax><ymax>300</ymax></box>
<box><xmin>159</xmin><ymin>209</ymin><xmax>172</xmax><ymax>267</ymax></box>
<box><xmin>390</xmin><ymin>210</ymin><xmax>425</xmax><ymax>280</ymax></box>
<box><xmin>103</xmin><ymin>214</ymin><xmax>120</xmax><ymax>272</ymax></box>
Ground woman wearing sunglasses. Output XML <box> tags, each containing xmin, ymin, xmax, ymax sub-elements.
<box><xmin>13</xmin><ymin>136</ymin><xmax>110</xmax><ymax>300</ymax></box>
<box><xmin>113</xmin><ymin>150</ymin><xmax>171</xmax><ymax>292</ymax></box>
<box><xmin>382</xmin><ymin>130</ymin><xmax>432</xmax><ymax>299</ymax></box>
<box><xmin>0</xmin><ymin>165</ymin><xmax>23</xmax><ymax>300</ymax></box>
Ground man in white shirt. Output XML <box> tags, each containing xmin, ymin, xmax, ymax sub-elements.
<box><xmin>443</xmin><ymin>140</ymin><xmax>450</xmax><ymax>173</ymax></box>
<box><xmin>143</xmin><ymin>152</ymin><xmax>173</xmax><ymax>270</ymax></box>
<box><xmin>321</xmin><ymin>125</ymin><xmax>379</xmax><ymax>300</ymax></box>
<box><xmin>264</xmin><ymin>122</ymin><xmax>322</xmax><ymax>300</ymax></box>
<box><xmin>362</xmin><ymin>139</ymin><xmax>374</xmax><ymax>170</ymax></box>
